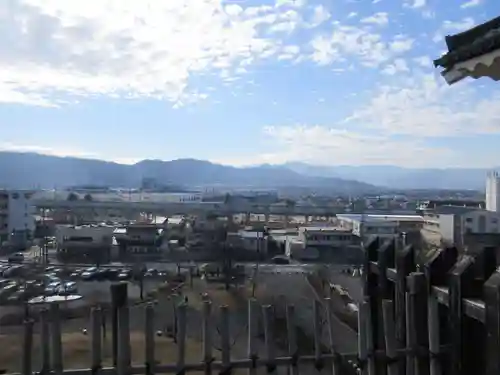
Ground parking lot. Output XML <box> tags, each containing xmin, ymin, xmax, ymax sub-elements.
<box><xmin>0</xmin><ymin>261</ymin><xmax>185</xmax><ymax>312</ymax></box>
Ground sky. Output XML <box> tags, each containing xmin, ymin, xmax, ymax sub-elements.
<box><xmin>1</xmin><ymin>0</ymin><xmax>500</xmax><ymax>168</ymax></box>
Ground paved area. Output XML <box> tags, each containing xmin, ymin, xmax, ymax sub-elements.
<box><xmin>256</xmin><ymin>270</ymin><xmax>359</xmax><ymax>354</ymax></box>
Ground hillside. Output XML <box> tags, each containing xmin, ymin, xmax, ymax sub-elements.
<box><xmin>284</xmin><ymin>162</ymin><xmax>489</xmax><ymax>190</ymax></box>
<box><xmin>0</xmin><ymin>152</ymin><xmax>380</xmax><ymax>195</ymax></box>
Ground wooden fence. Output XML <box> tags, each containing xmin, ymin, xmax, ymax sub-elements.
<box><xmin>12</xmin><ymin>282</ymin><xmax>364</xmax><ymax>375</ymax></box>
<box><xmin>11</xmin><ymin>235</ymin><xmax>500</xmax><ymax>375</ymax></box>
<box><xmin>362</xmin><ymin>235</ymin><xmax>500</xmax><ymax>375</ymax></box>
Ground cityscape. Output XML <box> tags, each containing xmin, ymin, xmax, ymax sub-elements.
<box><xmin>1</xmin><ymin>1</ymin><xmax>500</xmax><ymax>374</ymax></box>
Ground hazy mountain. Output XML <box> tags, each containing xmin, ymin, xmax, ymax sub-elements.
<box><xmin>0</xmin><ymin>152</ymin><xmax>380</xmax><ymax>194</ymax></box>
<box><xmin>284</xmin><ymin>162</ymin><xmax>489</xmax><ymax>190</ymax></box>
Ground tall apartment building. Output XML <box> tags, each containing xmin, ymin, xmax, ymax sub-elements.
<box><xmin>0</xmin><ymin>190</ymin><xmax>35</xmax><ymax>244</ymax></box>
<box><xmin>486</xmin><ymin>171</ymin><xmax>500</xmax><ymax>212</ymax></box>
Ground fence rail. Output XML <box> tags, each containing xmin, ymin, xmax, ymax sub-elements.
<box><xmin>8</xmin><ymin>236</ymin><xmax>500</xmax><ymax>375</ymax></box>
<box><xmin>362</xmin><ymin>236</ymin><xmax>500</xmax><ymax>375</ymax></box>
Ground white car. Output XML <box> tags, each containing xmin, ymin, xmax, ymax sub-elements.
<box><xmin>57</xmin><ymin>282</ymin><xmax>77</xmax><ymax>295</ymax></box>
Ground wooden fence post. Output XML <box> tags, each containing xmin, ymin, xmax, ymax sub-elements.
<box><xmin>484</xmin><ymin>270</ymin><xmax>500</xmax><ymax>375</ymax></box>
<box><xmin>263</xmin><ymin>305</ymin><xmax>277</xmax><ymax>373</ymax></box>
<box><xmin>423</xmin><ymin>245</ymin><xmax>459</xmax><ymax>373</ymax></box>
<box><xmin>363</xmin><ymin>237</ymin><xmax>381</xmax><ymax>375</ymax></box>
<box><xmin>145</xmin><ymin>303</ymin><xmax>155</xmax><ymax>375</ymax></box>
<box><xmin>381</xmin><ymin>300</ymin><xmax>398</xmax><ymax>375</ymax></box>
<box><xmin>285</xmin><ymin>304</ymin><xmax>299</xmax><ymax>375</ymax></box>
<box><xmin>407</xmin><ymin>272</ymin><xmax>429</xmax><ymax>375</ymax></box>
<box><xmin>427</xmin><ymin>290</ymin><xmax>441</xmax><ymax>375</ymax></box>
<box><xmin>90</xmin><ymin>307</ymin><xmax>102</xmax><ymax>373</ymax></box>
<box><xmin>21</xmin><ymin>319</ymin><xmax>33</xmax><ymax>375</ymax></box>
<box><xmin>395</xmin><ymin>243</ymin><xmax>414</xmax><ymax>367</ymax></box>
<box><xmin>219</xmin><ymin>306</ymin><xmax>231</xmax><ymax>372</ymax></box>
<box><xmin>116</xmin><ymin>283</ymin><xmax>130</xmax><ymax>375</ymax></box>
<box><xmin>49</xmin><ymin>304</ymin><xmax>63</xmax><ymax>375</ymax></box>
<box><xmin>376</xmin><ymin>239</ymin><xmax>396</xmax><ymax>375</ymax></box>
<box><xmin>202</xmin><ymin>300</ymin><xmax>213</xmax><ymax>375</ymax></box>
<box><xmin>111</xmin><ymin>282</ymin><xmax>128</xmax><ymax>368</ymax></box>
<box><xmin>39</xmin><ymin>309</ymin><xmax>51</xmax><ymax>373</ymax></box>
<box><xmin>448</xmin><ymin>254</ymin><xmax>485</xmax><ymax>375</ymax></box>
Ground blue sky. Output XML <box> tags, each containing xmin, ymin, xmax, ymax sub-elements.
<box><xmin>1</xmin><ymin>0</ymin><xmax>500</xmax><ymax>168</ymax></box>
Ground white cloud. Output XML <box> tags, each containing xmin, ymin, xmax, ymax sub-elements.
<box><xmin>260</xmin><ymin>125</ymin><xmax>456</xmax><ymax>167</ymax></box>
<box><xmin>0</xmin><ymin>142</ymin><xmax>140</xmax><ymax>164</ymax></box>
<box><xmin>404</xmin><ymin>0</ymin><xmax>426</xmax><ymax>9</ymax></box>
<box><xmin>0</xmin><ymin>0</ymin><xmax>313</xmax><ymax>106</ymax></box>
<box><xmin>252</xmin><ymin>65</ymin><xmax>500</xmax><ymax>167</ymax></box>
<box><xmin>345</xmin><ymin>73</ymin><xmax>500</xmax><ymax>137</ymax></box>
<box><xmin>441</xmin><ymin>17</ymin><xmax>476</xmax><ymax>32</ymax></box>
<box><xmin>0</xmin><ymin>143</ymin><xmax>98</xmax><ymax>159</ymax></box>
<box><xmin>433</xmin><ymin>17</ymin><xmax>476</xmax><ymax>43</ymax></box>
<box><xmin>381</xmin><ymin>58</ymin><xmax>409</xmax><ymax>75</ymax></box>
<box><xmin>361</xmin><ymin>12</ymin><xmax>389</xmax><ymax>26</ymax></box>
<box><xmin>413</xmin><ymin>56</ymin><xmax>432</xmax><ymax>68</ymax></box>
<box><xmin>309</xmin><ymin>25</ymin><xmax>414</xmax><ymax>67</ymax></box>
<box><xmin>460</xmin><ymin>0</ymin><xmax>482</xmax><ymax>9</ymax></box>
<box><xmin>306</xmin><ymin>5</ymin><xmax>331</xmax><ymax>28</ymax></box>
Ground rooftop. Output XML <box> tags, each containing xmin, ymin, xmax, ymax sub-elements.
<box><xmin>300</xmin><ymin>226</ymin><xmax>351</xmax><ymax>232</ymax></box>
<box><xmin>337</xmin><ymin>214</ymin><xmax>424</xmax><ymax>223</ymax></box>
<box><xmin>434</xmin><ymin>15</ymin><xmax>500</xmax><ymax>83</ymax></box>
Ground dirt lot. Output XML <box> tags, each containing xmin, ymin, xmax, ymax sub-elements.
<box><xmin>0</xmin><ymin>330</ymin><xmax>209</xmax><ymax>374</ymax></box>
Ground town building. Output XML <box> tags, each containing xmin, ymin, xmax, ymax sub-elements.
<box><xmin>336</xmin><ymin>214</ymin><xmax>424</xmax><ymax>241</ymax></box>
<box><xmin>0</xmin><ymin>190</ymin><xmax>36</xmax><ymax>246</ymax></box>
<box><xmin>227</xmin><ymin>230</ymin><xmax>268</xmax><ymax>259</ymax></box>
<box><xmin>486</xmin><ymin>171</ymin><xmax>500</xmax><ymax>212</ymax></box>
<box><xmin>55</xmin><ymin>224</ymin><xmax>114</xmax><ymax>263</ymax></box>
<box><xmin>284</xmin><ymin>226</ymin><xmax>360</xmax><ymax>261</ymax></box>
<box><xmin>420</xmin><ymin>206</ymin><xmax>500</xmax><ymax>250</ymax></box>
<box><xmin>113</xmin><ymin>223</ymin><xmax>164</xmax><ymax>259</ymax></box>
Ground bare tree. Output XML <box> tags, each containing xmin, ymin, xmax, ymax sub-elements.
<box><xmin>67</xmin><ymin>192</ymin><xmax>79</xmax><ymax>201</ymax></box>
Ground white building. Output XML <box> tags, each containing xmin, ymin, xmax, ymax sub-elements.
<box><xmin>0</xmin><ymin>190</ymin><xmax>36</xmax><ymax>244</ymax></box>
<box><xmin>421</xmin><ymin>206</ymin><xmax>500</xmax><ymax>249</ymax></box>
<box><xmin>298</xmin><ymin>226</ymin><xmax>354</xmax><ymax>247</ymax></box>
<box><xmin>337</xmin><ymin>214</ymin><xmax>424</xmax><ymax>241</ymax></box>
<box><xmin>56</xmin><ymin>225</ymin><xmax>114</xmax><ymax>245</ymax></box>
<box><xmin>486</xmin><ymin>171</ymin><xmax>500</xmax><ymax>212</ymax></box>
<box><xmin>56</xmin><ymin>224</ymin><xmax>114</xmax><ymax>261</ymax></box>
<box><xmin>285</xmin><ymin>226</ymin><xmax>358</xmax><ymax>260</ymax></box>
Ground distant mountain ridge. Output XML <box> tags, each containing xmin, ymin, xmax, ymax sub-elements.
<box><xmin>0</xmin><ymin>152</ymin><xmax>379</xmax><ymax>194</ymax></box>
<box><xmin>283</xmin><ymin>162</ymin><xmax>490</xmax><ymax>190</ymax></box>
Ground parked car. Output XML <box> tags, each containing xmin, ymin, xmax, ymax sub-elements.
<box><xmin>57</xmin><ymin>282</ymin><xmax>77</xmax><ymax>295</ymax></box>
<box><xmin>8</xmin><ymin>253</ymin><xmax>24</xmax><ymax>263</ymax></box>
<box><xmin>272</xmin><ymin>255</ymin><xmax>290</xmax><ymax>265</ymax></box>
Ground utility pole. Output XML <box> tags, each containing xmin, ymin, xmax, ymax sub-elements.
<box><xmin>251</xmin><ymin>228</ymin><xmax>267</xmax><ymax>298</ymax></box>
<box><xmin>221</xmin><ymin>227</ymin><xmax>232</xmax><ymax>291</ymax></box>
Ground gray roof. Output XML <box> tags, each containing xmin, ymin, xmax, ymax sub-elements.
<box><xmin>430</xmin><ymin>206</ymin><xmax>484</xmax><ymax>215</ymax></box>
<box><xmin>434</xmin><ymin>16</ymin><xmax>500</xmax><ymax>69</ymax></box>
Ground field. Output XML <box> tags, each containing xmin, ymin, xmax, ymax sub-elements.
<box><xmin>0</xmin><ymin>330</ymin><xmax>212</xmax><ymax>374</ymax></box>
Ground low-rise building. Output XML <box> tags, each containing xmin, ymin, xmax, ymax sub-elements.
<box><xmin>337</xmin><ymin>214</ymin><xmax>424</xmax><ymax>241</ymax></box>
<box><xmin>0</xmin><ymin>190</ymin><xmax>36</xmax><ymax>247</ymax></box>
<box><xmin>113</xmin><ymin>223</ymin><xmax>163</xmax><ymax>259</ymax></box>
<box><xmin>298</xmin><ymin>226</ymin><xmax>355</xmax><ymax>247</ymax></box>
<box><xmin>56</xmin><ymin>224</ymin><xmax>114</xmax><ymax>263</ymax></box>
<box><xmin>284</xmin><ymin>226</ymin><xmax>360</xmax><ymax>261</ymax></box>
<box><xmin>421</xmin><ymin>206</ymin><xmax>500</xmax><ymax>250</ymax></box>
<box><xmin>227</xmin><ymin>230</ymin><xmax>268</xmax><ymax>254</ymax></box>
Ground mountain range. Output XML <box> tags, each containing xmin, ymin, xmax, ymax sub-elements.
<box><xmin>284</xmin><ymin>162</ymin><xmax>490</xmax><ymax>190</ymax></box>
<box><xmin>0</xmin><ymin>152</ymin><xmax>378</xmax><ymax>194</ymax></box>
<box><xmin>0</xmin><ymin>152</ymin><xmax>490</xmax><ymax>192</ymax></box>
